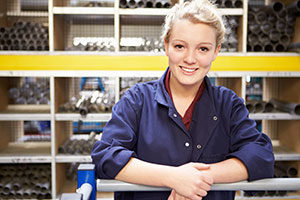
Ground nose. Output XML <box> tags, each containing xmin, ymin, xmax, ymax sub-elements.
<box><xmin>183</xmin><ymin>49</ymin><xmax>196</xmax><ymax>65</ymax></box>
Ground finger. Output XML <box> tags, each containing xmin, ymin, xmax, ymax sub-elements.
<box><xmin>168</xmin><ymin>190</ymin><xmax>176</xmax><ymax>200</ymax></box>
<box><xmin>197</xmin><ymin>189</ymin><xmax>208</xmax><ymax>197</ymax></box>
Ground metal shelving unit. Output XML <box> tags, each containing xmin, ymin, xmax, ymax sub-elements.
<box><xmin>0</xmin><ymin>0</ymin><xmax>300</xmax><ymax>199</ymax></box>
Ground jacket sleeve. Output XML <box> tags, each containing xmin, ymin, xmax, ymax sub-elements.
<box><xmin>91</xmin><ymin>87</ymin><xmax>142</xmax><ymax>179</ymax></box>
<box><xmin>225</xmin><ymin>91</ymin><xmax>275</xmax><ymax>181</ymax></box>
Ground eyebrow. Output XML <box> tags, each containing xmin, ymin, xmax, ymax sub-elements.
<box><xmin>172</xmin><ymin>39</ymin><xmax>214</xmax><ymax>46</ymax></box>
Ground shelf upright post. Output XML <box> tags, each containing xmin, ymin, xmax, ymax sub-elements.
<box><xmin>242</xmin><ymin>0</ymin><xmax>248</xmax><ymax>53</ymax></box>
<box><xmin>115</xmin><ymin>0</ymin><xmax>120</xmax><ymax>52</ymax></box>
<box><xmin>48</xmin><ymin>0</ymin><xmax>54</xmax><ymax>51</ymax></box>
<box><xmin>50</xmin><ymin>76</ymin><xmax>56</xmax><ymax>200</ymax></box>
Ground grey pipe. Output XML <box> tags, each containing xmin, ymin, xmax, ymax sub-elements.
<box><xmin>97</xmin><ymin>178</ymin><xmax>300</xmax><ymax>192</ymax></box>
<box><xmin>275</xmin><ymin>19</ymin><xmax>287</xmax><ymax>31</ymax></box>
<box><xmin>223</xmin><ymin>0</ymin><xmax>233</xmax><ymax>8</ymax></box>
<box><xmin>287</xmin><ymin>0</ymin><xmax>300</xmax><ymax>16</ymax></box>
<box><xmin>145</xmin><ymin>0</ymin><xmax>154</xmax><ymax>8</ymax></box>
<box><xmin>233</xmin><ymin>0</ymin><xmax>242</xmax><ymax>8</ymax></box>
<box><xmin>285</xmin><ymin>26</ymin><xmax>295</xmax><ymax>37</ymax></box>
<box><xmin>274</xmin><ymin>43</ymin><xmax>287</xmax><ymax>52</ymax></box>
<box><xmin>288</xmin><ymin>42</ymin><xmax>300</xmax><ymax>51</ymax></box>
<box><xmin>270</xmin><ymin>1</ymin><xmax>285</xmax><ymax>13</ymax></box>
<box><xmin>264</xmin><ymin>44</ymin><xmax>274</xmax><ymax>52</ymax></box>
<box><xmin>248</xmin><ymin>24</ymin><xmax>260</xmax><ymax>34</ymax></box>
<box><xmin>275</xmin><ymin>162</ymin><xmax>298</xmax><ymax>177</ymax></box>
<box><xmin>137</xmin><ymin>0</ymin><xmax>145</xmax><ymax>7</ymax></box>
<box><xmin>269</xmin><ymin>98</ymin><xmax>300</xmax><ymax>115</ymax></box>
<box><xmin>270</xmin><ymin>30</ymin><xmax>280</xmax><ymax>42</ymax></box>
<box><xmin>20</xmin><ymin>0</ymin><xmax>48</xmax><ymax>11</ymax></box>
<box><xmin>252</xmin><ymin>43</ymin><xmax>263</xmax><ymax>52</ymax></box>
<box><xmin>255</xmin><ymin>11</ymin><xmax>267</xmax><ymax>24</ymax></box>
<box><xmin>261</xmin><ymin>22</ymin><xmax>272</xmax><ymax>35</ymax></box>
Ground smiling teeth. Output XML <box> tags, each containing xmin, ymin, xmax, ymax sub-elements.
<box><xmin>181</xmin><ymin>67</ymin><xmax>196</xmax><ymax>72</ymax></box>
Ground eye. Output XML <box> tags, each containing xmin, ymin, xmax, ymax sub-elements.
<box><xmin>199</xmin><ymin>47</ymin><xmax>209</xmax><ymax>52</ymax></box>
<box><xmin>174</xmin><ymin>44</ymin><xmax>184</xmax><ymax>49</ymax></box>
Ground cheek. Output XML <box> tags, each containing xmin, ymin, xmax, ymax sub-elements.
<box><xmin>168</xmin><ymin>49</ymin><xmax>182</xmax><ymax>65</ymax></box>
<box><xmin>196</xmin><ymin>55</ymin><xmax>215</xmax><ymax>68</ymax></box>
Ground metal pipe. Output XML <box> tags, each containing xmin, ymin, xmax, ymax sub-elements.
<box><xmin>270</xmin><ymin>30</ymin><xmax>280</xmax><ymax>42</ymax></box>
<box><xmin>261</xmin><ymin>22</ymin><xmax>272</xmax><ymax>35</ymax></box>
<box><xmin>20</xmin><ymin>0</ymin><xmax>48</xmax><ymax>11</ymax></box>
<box><xmin>264</xmin><ymin>44</ymin><xmax>274</xmax><ymax>52</ymax></box>
<box><xmin>288</xmin><ymin>42</ymin><xmax>300</xmax><ymax>52</ymax></box>
<box><xmin>253</xmin><ymin>43</ymin><xmax>263</xmax><ymax>52</ymax></box>
<box><xmin>223</xmin><ymin>0</ymin><xmax>233</xmax><ymax>8</ymax></box>
<box><xmin>287</xmin><ymin>0</ymin><xmax>300</xmax><ymax>16</ymax></box>
<box><xmin>137</xmin><ymin>0</ymin><xmax>145</xmax><ymax>7</ymax></box>
<box><xmin>270</xmin><ymin>1</ymin><xmax>285</xmax><ymax>13</ymax></box>
<box><xmin>275</xmin><ymin>162</ymin><xmax>298</xmax><ymax>177</ymax></box>
<box><xmin>97</xmin><ymin>178</ymin><xmax>300</xmax><ymax>192</ymax></box>
<box><xmin>274</xmin><ymin>43</ymin><xmax>287</xmax><ymax>52</ymax></box>
<box><xmin>248</xmin><ymin>24</ymin><xmax>260</xmax><ymax>34</ymax></box>
<box><xmin>269</xmin><ymin>98</ymin><xmax>300</xmax><ymax>115</ymax></box>
<box><xmin>275</xmin><ymin>19</ymin><xmax>286</xmax><ymax>31</ymax></box>
<box><xmin>145</xmin><ymin>0</ymin><xmax>154</xmax><ymax>8</ymax></box>
<box><xmin>233</xmin><ymin>0</ymin><xmax>242</xmax><ymax>8</ymax></box>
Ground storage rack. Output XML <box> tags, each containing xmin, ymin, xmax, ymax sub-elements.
<box><xmin>0</xmin><ymin>0</ymin><xmax>300</xmax><ymax>199</ymax></box>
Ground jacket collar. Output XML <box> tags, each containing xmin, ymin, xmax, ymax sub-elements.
<box><xmin>154</xmin><ymin>67</ymin><xmax>215</xmax><ymax>109</ymax></box>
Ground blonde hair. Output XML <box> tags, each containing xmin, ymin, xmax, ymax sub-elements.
<box><xmin>162</xmin><ymin>0</ymin><xmax>225</xmax><ymax>47</ymax></box>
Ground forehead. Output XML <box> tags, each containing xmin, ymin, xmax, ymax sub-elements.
<box><xmin>169</xmin><ymin>19</ymin><xmax>217</xmax><ymax>45</ymax></box>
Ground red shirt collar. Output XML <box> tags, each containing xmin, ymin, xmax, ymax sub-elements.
<box><xmin>164</xmin><ymin>68</ymin><xmax>205</xmax><ymax>131</ymax></box>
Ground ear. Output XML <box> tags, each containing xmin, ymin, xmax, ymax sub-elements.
<box><xmin>164</xmin><ymin>39</ymin><xmax>169</xmax><ymax>56</ymax></box>
<box><xmin>212</xmin><ymin>44</ymin><xmax>221</xmax><ymax>61</ymax></box>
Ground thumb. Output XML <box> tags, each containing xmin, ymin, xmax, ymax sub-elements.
<box><xmin>192</xmin><ymin>163</ymin><xmax>210</xmax><ymax>170</ymax></box>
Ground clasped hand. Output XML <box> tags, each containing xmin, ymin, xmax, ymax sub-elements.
<box><xmin>167</xmin><ymin>162</ymin><xmax>213</xmax><ymax>200</ymax></box>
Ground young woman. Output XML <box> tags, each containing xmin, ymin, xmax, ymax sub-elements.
<box><xmin>92</xmin><ymin>0</ymin><xmax>274</xmax><ymax>199</ymax></box>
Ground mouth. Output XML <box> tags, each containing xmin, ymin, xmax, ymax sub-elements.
<box><xmin>180</xmin><ymin>66</ymin><xmax>198</xmax><ymax>73</ymax></box>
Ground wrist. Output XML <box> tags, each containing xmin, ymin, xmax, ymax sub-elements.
<box><xmin>161</xmin><ymin>165</ymin><xmax>177</xmax><ymax>188</ymax></box>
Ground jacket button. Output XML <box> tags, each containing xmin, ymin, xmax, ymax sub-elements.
<box><xmin>197</xmin><ymin>144</ymin><xmax>202</xmax><ymax>149</ymax></box>
<box><xmin>213</xmin><ymin>116</ymin><xmax>218</xmax><ymax>121</ymax></box>
<box><xmin>185</xmin><ymin>142</ymin><xmax>190</xmax><ymax>147</ymax></box>
<box><xmin>173</xmin><ymin>113</ymin><xmax>177</xmax><ymax>118</ymax></box>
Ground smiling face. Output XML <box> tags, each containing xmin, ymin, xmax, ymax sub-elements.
<box><xmin>165</xmin><ymin>19</ymin><xmax>220</xmax><ymax>89</ymax></box>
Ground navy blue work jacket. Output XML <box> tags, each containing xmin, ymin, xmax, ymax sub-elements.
<box><xmin>92</xmin><ymin>69</ymin><xmax>274</xmax><ymax>200</ymax></box>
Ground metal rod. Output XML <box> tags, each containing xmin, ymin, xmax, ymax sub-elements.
<box><xmin>97</xmin><ymin>178</ymin><xmax>300</xmax><ymax>192</ymax></box>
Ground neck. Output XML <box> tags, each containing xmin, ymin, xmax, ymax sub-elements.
<box><xmin>169</xmin><ymin>75</ymin><xmax>203</xmax><ymax>100</ymax></box>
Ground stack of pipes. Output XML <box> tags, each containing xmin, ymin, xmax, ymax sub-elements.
<box><xmin>120</xmin><ymin>37</ymin><xmax>164</xmax><ymax>52</ymax></box>
<box><xmin>221</xmin><ymin>16</ymin><xmax>239</xmax><ymax>52</ymax></box>
<box><xmin>212</xmin><ymin>0</ymin><xmax>243</xmax><ymax>8</ymax></box>
<box><xmin>247</xmin><ymin>0</ymin><xmax>299</xmax><ymax>52</ymax></box>
<box><xmin>8</xmin><ymin>80</ymin><xmax>50</xmax><ymax>105</ymax></box>
<box><xmin>245</xmin><ymin>162</ymin><xmax>298</xmax><ymax>197</ymax></box>
<box><xmin>58</xmin><ymin>91</ymin><xmax>115</xmax><ymax>115</ymax></box>
<box><xmin>58</xmin><ymin>132</ymin><xmax>97</xmax><ymax>155</ymax></box>
<box><xmin>0</xmin><ymin>21</ymin><xmax>49</xmax><ymax>51</ymax></box>
<box><xmin>120</xmin><ymin>77</ymin><xmax>157</xmax><ymax>97</ymax></box>
<box><xmin>119</xmin><ymin>0</ymin><xmax>171</xmax><ymax>8</ymax></box>
<box><xmin>0</xmin><ymin>164</ymin><xmax>51</xmax><ymax>199</ymax></box>
<box><xmin>67</xmin><ymin>41</ymin><xmax>115</xmax><ymax>52</ymax></box>
<box><xmin>246</xmin><ymin>99</ymin><xmax>300</xmax><ymax>115</ymax></box>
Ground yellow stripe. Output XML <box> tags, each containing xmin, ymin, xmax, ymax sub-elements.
<box><xmin>0</xmin><ymin>55</ymin><xmax>299</xmax><ymax>71</ymax></box>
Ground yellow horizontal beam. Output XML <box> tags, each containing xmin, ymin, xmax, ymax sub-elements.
<box><xmin>0</xmin><ymin>55</ymin><xmax>299</xmax><ymax>71</ymax></box>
